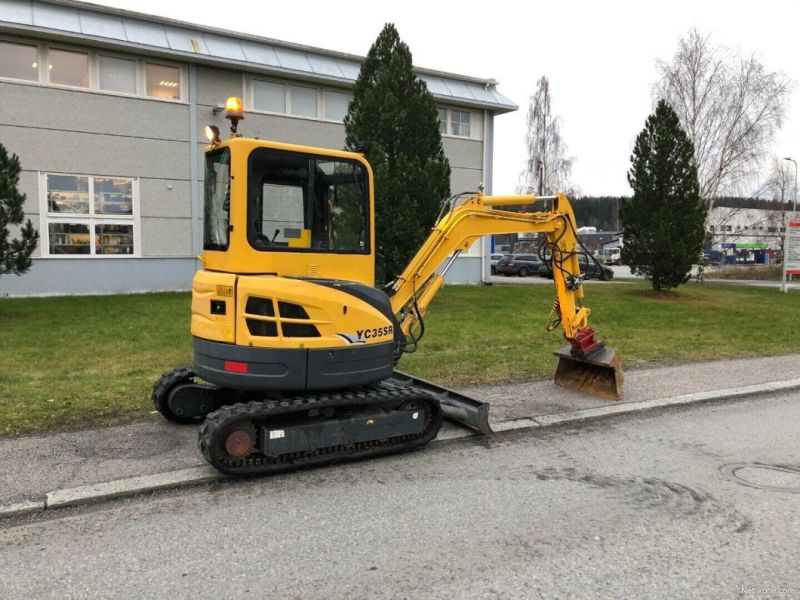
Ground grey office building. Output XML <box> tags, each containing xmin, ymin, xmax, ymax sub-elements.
<box><xmin>0</xmin><ymin>0</ymin><xmax>516</xmax><ymax>297</ymax></box>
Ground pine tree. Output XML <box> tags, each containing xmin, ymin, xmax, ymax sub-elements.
<box><xmin>344</xmin><ymin>23</ymin><xmax>451</xmax><ymax>284</ymax></box>
<box><xmin>0</xmin><ymin>143</ymin><xmax>38</xmax><ymax>278</ymax></box>
<box><xmin>621</xmin><ymin>100</ymin><xmax>706</xmax><ymax>291</ymax></box>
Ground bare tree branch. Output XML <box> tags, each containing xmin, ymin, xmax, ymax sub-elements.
<box><xmin>655</xmin><ymin>29</ymin><xmax>794</xmax><ymax>210</ymax></box>
<box><xmin>516</xmin><ymin>76</ymin><xmax>574</xmax><ymax>196</ymax></box>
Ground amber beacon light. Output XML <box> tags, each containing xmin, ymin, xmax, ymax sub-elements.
<box><xmin>225</xmin><ymin>96</ymin><xmax>245</xmax><ymax>135</ymax></box>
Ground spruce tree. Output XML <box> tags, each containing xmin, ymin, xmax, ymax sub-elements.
<box><xmin>621</xmin><ymin>100</ymin><xmax>706</xmax><ymax>291</ymax></box>
<box><xmin>0</xmin><ymin>143</ymin><xmax>38</xmax><ymax>278</ymax></box>
<box><xmin>344</xmin><ymin>24</ymin><xmax>451</xmax><ymax>284</ymax></box>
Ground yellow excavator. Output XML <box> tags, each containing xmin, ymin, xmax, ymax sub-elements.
<box><xmin>152</xmin><ymin>97</ymin><xmax>623</xmax><ymax>475</ymax></box>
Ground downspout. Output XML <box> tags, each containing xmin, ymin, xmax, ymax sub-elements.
<box><xmin>189</xmin><ymin>63</ymin><xmax>200</xmax><ymax>260</ymax></box>
<box><xmin>481</xmin><ymin>108</ymin><xmax>495</xmax><ymax>283</ymax></box>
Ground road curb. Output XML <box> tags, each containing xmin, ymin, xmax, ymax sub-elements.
<box><xmin>3</xmin><ymin>377</ymin><xmax>799</xmax><ymax>520</ymax></box>
<box><xmin>45</xmin><ymin>466</ymin><xmax>221</xmax><ymax>510</ymax></box>
<box><xmin>0</xmin><ymin>499</ymin><xmax>46</xmax><ymax>519</ymax></box>
<box><xmin>502</xmin><ymin>378</ymin><xmax>800</xmax><ymax>432</ymax></box>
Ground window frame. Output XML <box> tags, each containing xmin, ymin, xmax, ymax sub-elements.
<box><xmin>252</xmin><ymin>79</ymin><xmax>287</xmax><ymax>114</ymax></box>
<box><xmin>437</xmin><ymin>106</ymin><xmax>476</xmax><ymax>139</ymax></box>
<box><xmin>288</xmin><ymin>83</ymin><xmax>318</xmax><ymax>118</ymax></box>
<box><xmin>96</xmin><ymin>52</ymin><xmax>140</xmax><ymax>97</ymax></box>
<box><xmin>322</xmin><ymin>89</ymin><xmax>350</xmax><ymax>122</ymax></box>
<box><xmin>45</xmin><ymin>46</ymin><xmax>91</xmax><ymax>89</ymax></box>
<box><xmin>38</xmin><ymin>172</ymin><xmax>141</xmax><ymax>258</ymax></box>
<box><xmin>0</xmin><ymin>39</ymin><xmax>40</xmax><ymax>83</ymax></box>
<box><xmin>247</xmin><ymin>76</ymin><xmax>352</xmax><ymax>124</ymax></box>
<box><xmin>450</xmin><ymin>109</ymin><xmax>471</xmax><ymax>137</ymax></box>
<box><xmin>143</xmin><ymin>61</ymin><xmax>184</xmax><ymax>102</ymax></box>
<box><xmin>246</xmin><ymin>147</ymin><xmax>371</xmax><ymax>256</ymax></box>
<box><xmin>0</xmin><ymin>35</ymin><xmax>185</xmax><ymax>103</ymax></box>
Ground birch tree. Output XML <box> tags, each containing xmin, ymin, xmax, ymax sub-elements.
<box><xmin>655</xmin><ymin>30</ymin><xmax>793</xmax><ymax>208</ymax></box>
<box><xmin>517</xmin><ymin>76</ymin><xmax>573</xmax><ymax>196</ymax></box>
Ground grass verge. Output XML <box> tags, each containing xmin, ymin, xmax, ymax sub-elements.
<box><xmin>1</xmin><ymin>282</ymin><xmax>798</xmax><ymax>436</ymax></box>
<box><xmin>707</xmin><ymin>265</ymin><xmax>783</xmax><ymax>280</ymax></box>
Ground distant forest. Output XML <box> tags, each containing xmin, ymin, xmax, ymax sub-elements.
<box><xmin>713</xmin><ymin>196</ymin><xmax>793</xmax><ymax>211</ymax></box>
<box><xmin>571</xmin><ymin>197</ymin><xmax>624</xmax><ymax>231</ymax></box>
<box><xmin>569</xmin><ymin>195</ymin><xmax>791</xmax><ymax>232</ymax></box>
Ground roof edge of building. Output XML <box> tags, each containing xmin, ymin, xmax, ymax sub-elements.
<box><xmin>0</xmin><ymin>19</ymin><xmax>517</xmax><ymax>114</ymax></box>
<box><xmin>37</xmin><ymin>0</ymin><xmax>509</xmax><ymax>91</ymax></box>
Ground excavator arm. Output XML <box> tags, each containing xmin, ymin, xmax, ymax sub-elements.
<box><xmin>387</xmin><ymin>191</ymin><xmax>623</xmax><ymax>400</ymax></box>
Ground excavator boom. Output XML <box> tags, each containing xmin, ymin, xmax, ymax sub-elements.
<box><xmin>388</xmin><ymin>191</ymin><xmax>623</xmax><ymax>401</ymax></box>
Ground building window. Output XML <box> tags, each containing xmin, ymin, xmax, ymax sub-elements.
<box><xmin>49</xmin><ymin>223</ymin><xmax>90</xmax><ymax>255</ymax></box>
<box><xmin>0</xmin><ymin>40</ymin><xmax>38</xmax><ymax>81</ymax></box>
<box><xmin>43</xmin><ymin>174</ymin><xmax>138</xmax><ymax>256</ymax></box>
<box><xmin>253</xmin><ymin>80</ymin><xmax>286</xmax><ymax>113</ymax></box>
<box><xmin>250</xmin><ymin>78</ymin><xmax>352</xmax><ymax>122</ymax></box>
<box><xmin>95</xmin><ymin>224</ymin><xmax>134</xmax><ymax>254</ymax></box>
<box><xmin>48</xmin><ymin>48</ymin><xmax>89</xmax><ymax>88</ymax></box>
<box><xmin>99</xmin><ymin>55</ymin><xmax>137</xmax><ymax>94</ymax></box>
<box><xmin>451</xmin><ymin>110</ymin><xmax>471</xmax><ymax>137</ymax></box>
<box><xmin>145</xmin><ymin>63</ymin><xmax>181</xmax><ymax>100</ymax></box>
<box><xmin>324</xmin><ymin>90</ymin><xmax>350</xmax><ymax>121</ymax></box>
<box><xmin>290</xmin><ymin>85</ymin><xmax>317</xmax><ymax>117</ymax></box>
<box><xmin>0</xmin><ymin>37</ymin><xmax>184</xmax><ymax>102</ymax></box>
<box><xmin>437</xmin><ymin>107</ymin><xmax>474</xmax><ymax>137</ymax></box>
<box><xmin>438</xmin><ymin>108</ymin><xmax>447</xmax><ymax>134</ymax></box>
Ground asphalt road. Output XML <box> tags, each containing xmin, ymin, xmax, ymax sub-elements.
<box><xmin>2</xmin><ymin>392</ymin><xmax>799</xmax><ymax>599</ymax></box>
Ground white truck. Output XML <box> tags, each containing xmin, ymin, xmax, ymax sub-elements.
<box><xmin>600</xmin><ymin>247</ymin><xmax>622</xmax><ymax>265</ymax></box>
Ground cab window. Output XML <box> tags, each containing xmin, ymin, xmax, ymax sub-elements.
<box><xmin>203</xmin><ymin>148</ymin><xmax>231</xmax><ymax>251</ymax></box>
<box><xmin>247</xmin><ymin>148</ymin><xmax>369</xmax><ymax>254</ymax></box>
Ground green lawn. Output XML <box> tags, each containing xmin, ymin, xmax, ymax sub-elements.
<box><xmin>1</xmin><ymin>282</ymin><xmax>798</xmax><ymax>436</ymax></box>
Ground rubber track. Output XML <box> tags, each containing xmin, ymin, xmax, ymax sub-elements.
<box><xmin>152</xmin><ymin>366</ymin><xmax>203</xmax><ymax>424</ymax></box>
<box><xmin>198</xmin><ymin>386</ymin><xmax>443</xmax><ymax>476</ymax></box>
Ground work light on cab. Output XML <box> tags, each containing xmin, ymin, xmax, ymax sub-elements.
<box><xmin>204</xmin><ymin>125</ymin><xmax>220</xmax><ymax>146</ymax></box>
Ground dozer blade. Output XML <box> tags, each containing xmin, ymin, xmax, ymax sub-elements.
<box><xmin>553</xmin><ymin>346</ymin><xmax>624</xmax><ymax>401</ymax></box>
<box><xmin>385</xmin><ymin>371</ymin><xmax>492</xmax><ymax>434</ymax></box>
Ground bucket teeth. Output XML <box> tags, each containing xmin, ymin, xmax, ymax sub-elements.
<box><xmin>553</xmin><ymin>346</ymin><xmax>624</xmax><ymax>401</ymax></box>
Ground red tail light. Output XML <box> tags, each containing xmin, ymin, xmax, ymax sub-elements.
<box><xmin>224</xmin><ymin>360</ymin><xmax>249</xmax><ymax>374</ymax></box>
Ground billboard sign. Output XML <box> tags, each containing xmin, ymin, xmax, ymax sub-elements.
<box><xmin>785</xmin><ymin>213</ymin><xmax>800</xmax><ymax>276</ymax></box>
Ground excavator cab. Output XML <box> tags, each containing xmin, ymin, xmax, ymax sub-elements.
<box><xmin>153</xmin><ymin>98</ymin><xmax>623</xmax><ymax>476</ymax></box>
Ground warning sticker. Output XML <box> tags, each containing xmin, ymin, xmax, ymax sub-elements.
<box><xmin>216</xmin><ymin>285</ymin><xmax>234</xmax><ymax>297</ymax></box>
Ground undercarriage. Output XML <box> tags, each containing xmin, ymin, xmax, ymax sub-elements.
<box><xmin>153</xmin><ymin>367</ymin><xmax>490</xmax><ymax>476</ymax></box>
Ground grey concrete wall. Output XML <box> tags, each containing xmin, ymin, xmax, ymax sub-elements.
<box><xmin>439</xmin><ymin>255</ymin><xmax>482</xmax><ymax>284</ymax></box>
<box><xmin>0</xmin><ymin>126</ymin><xmax>189</xmax><ymax>180</ymax></box>
<box><xmin>0</xmin><ymin>81</ymin><xmax>190</xmax><ymax>140</ymax></box>
<box><xmin>139</xmin><ymin>179</ymin><xmax>191</xmax><ymax>218</ymax></box>
<box><xmin>0</xmin><ymin>257</ymin><xmax>196</xmax><ymax>296</ymax></box>
<box><xmin>140</xmin><ymin>217</ymin><xmax>192</xmax><ymax>257</ymax></box>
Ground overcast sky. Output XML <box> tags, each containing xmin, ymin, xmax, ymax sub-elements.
<box><xmin>88</xmin><ymin>0</ymin><xmax>799</xmax><ymax>197</ymax></box>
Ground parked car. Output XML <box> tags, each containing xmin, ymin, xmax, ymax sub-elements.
<box><xmin>539</xmin><ymin>254</ymin><xmax>614</xmax><ymax>280</ymax></box>
<box><xmin>490</xmin><ymin>253</ymin><xmax>505</xmax><ymax>275</ymax></box>
<box><xmin>495</xmin><ymin>254</ymin><xmax>542</xmax><ymax>277</ymax></box>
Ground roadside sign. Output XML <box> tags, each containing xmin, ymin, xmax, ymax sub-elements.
<box><xmin>781</xmin><ymin>212</ymin><xmax>800</xmax><ymax>292</ymax></box>
<box><xmin>786</xmin><ymin>214</ymin><xmax>800</xmax><ymax>275</ymax></box>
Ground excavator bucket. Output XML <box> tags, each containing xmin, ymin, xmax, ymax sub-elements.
<box><xmin>553</xmin><ymin>346</ymin><xmax>624</xmax><ymax>401</ymax></box>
